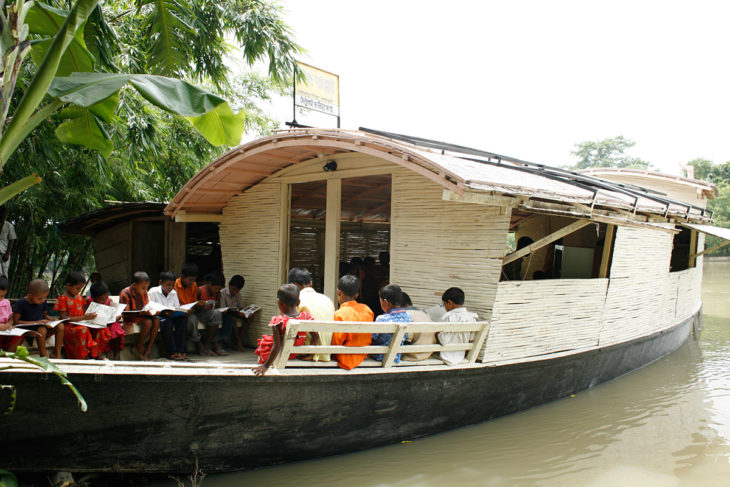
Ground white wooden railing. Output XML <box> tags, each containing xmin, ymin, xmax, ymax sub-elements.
<box><xmin>274</xmin><ymin>320</ymin><xmax>491</xmax><ymax>369</ymax></box>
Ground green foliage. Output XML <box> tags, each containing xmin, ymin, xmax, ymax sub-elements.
<box><xmin>0</xmin><ymin>346</ymin><xmax>88</xmax><ymax>412</ymax></box>
<box><xmin>679</xmin><ymin>159</ymin><xmax>730</xmax><ymax>256</ymax></box>
<box><xmin>0</xmin><ymin>468</ymin><xmax>18</xmax><ymax>487</ymax></box>
<box><xmin>685</xmin><ymin>158</ymin><xmax>730</xmax><ymax>184</ymax></box>
<box><xmin>570</xmin><ymin>136</ymin><xmax>651</xmax><ymax>170</ymax></box>
<box><xmin>0</xmin><ymin>0</ymin><xmax>300</xmax><ymax>296</ymax></box>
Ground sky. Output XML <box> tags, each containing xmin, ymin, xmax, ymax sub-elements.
<box><xmin>257</xmin><ymin>0</ymin><xmax>730</xmax><ymax>175</ymax></box>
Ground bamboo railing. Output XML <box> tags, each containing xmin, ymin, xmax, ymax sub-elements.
<box><xmin>274</xmin><ymin>320</ymin><xmax>491</xmax><ymax>369</ymax></box>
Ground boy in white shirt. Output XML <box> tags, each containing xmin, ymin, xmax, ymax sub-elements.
<box><xmin>149</xmin><ymin>271</ymin><xmax>188</xmax><ymax>360</ymax></box>
<box><xmin>438</xmin><ymin>287</ymin><xmax>478</xmax><ymax>365</ymax></box>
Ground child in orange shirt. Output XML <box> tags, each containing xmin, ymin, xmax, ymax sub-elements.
<box><xmin>331</xmin><ymin>275</ymin><xmax>373</xmax><ymax>370</ymax></box>
<box><xmin>119</xmin><ymin>272</ymin><xmax>159</xmax><ymax>361</ymax></box>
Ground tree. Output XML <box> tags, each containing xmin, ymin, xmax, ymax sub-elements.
<box><xmin>570</xmin><ymin>136</ymin><xmax>651</xmax><ymax>170</ymax></box>
<box><xmin>0</xmin><ymin>0</ymin><xmax>302</xmax><ymax>204</ymax></box>
<box><xmin>684</xmin><ymin>158</ymin><xmax>730</xmax><ymax>183</ymax></box>
<box><xmin>679</xmin><ymin>159</ymin><xmax>730</xmax><ymax>256</ymax></box>
<box><xmin>0</xmin><ymin>0</ymin><xmax>302</xmax><ymax>295</ymax></box>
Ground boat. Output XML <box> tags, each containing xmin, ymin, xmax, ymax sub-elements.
<box><xmin>1</xmin><ymin>128</ymin><xmax>727</xmax><ymax>474</ymax></box>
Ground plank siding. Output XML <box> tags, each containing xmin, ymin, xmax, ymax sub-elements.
<box><xmin>92</xmin><ymin>222</ymin><xmax>131</xmax><ymax>294</ymax></box>
<box><xmin>390</xmin><ymin>167</ymin><xmax>508</xmax><ymax>320</ymax></box>
<box><xmin>219</xmin><ymin>182</ymin><xmax>283</xmax><ymax>345</ymax></box>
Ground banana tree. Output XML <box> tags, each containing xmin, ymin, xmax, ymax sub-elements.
<box><xmin>0</xmin><ymin>0</ymin><xmax>248</xmax><ymax>203</ymax></box>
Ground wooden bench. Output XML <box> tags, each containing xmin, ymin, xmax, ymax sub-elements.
<box><xmin>274</xmin><ymin>320</ymin><xmax>491</xmax><ymax>369</ymax></box>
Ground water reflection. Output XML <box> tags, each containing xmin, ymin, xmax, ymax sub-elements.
<box><xmin>157</xmin><ymin>261</ymin><xmax>730</xmax><ymax>486</ymax></box>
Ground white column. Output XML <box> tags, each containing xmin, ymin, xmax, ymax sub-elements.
<box><xmin>323</xmin><ymin>178</ymin><xmax>341</xmax><ymax>301</ymax></box>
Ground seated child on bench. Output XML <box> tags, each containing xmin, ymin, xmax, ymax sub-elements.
<box><xmin>0</xmin><ymin>276</ymin><xmax>23</xmax><ymax>353</ymax></box>
<box><xmin>56</xmin><ymin>271</ymin><xmax>105</xmax><ymax>359</ymax></box>
<box><xmin>254</xmin><ymin>284</ymin><xmax>312</xmax><ymax>376</ymax></box>
<box><xmin>331</xmin><ymin>275</ymin><xmax>373</xmax><ymax>370</ymax></box>
<box><xmin>438</xmin><ymin>287</ymin><xmax>478</xmax><ymax>364</ymax></box>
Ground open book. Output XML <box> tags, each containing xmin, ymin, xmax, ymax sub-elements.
<box><xmin>70</xmin><ymin>301</ymin><xmax>128</xmax><ymax>328</ymax></box>
<box><xmin>0</xmin><ymin>327</ymin><xmax>38</xmax><ymax>337</ymax></box>
<box><xmin>215</xmin><ymin>304</ymin><xmax>262</xmax><ymax>317</ymax></box>
<box><xmin>136</xmin><ymin>301</ymin><xmax>197</xmax><ymax>315</ymax></box>
<box><xmin>15</xmin><ymin>319</ymin><xmax>67</xmax><ymax>329</ymax></box>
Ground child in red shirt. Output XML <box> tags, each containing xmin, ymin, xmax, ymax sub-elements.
<box><xmin>56</xmin><ymin>271</ymin><xmax>103</xmax><ymax>359</ymax></box>
<box><xmin>254</xmin><ymin>284</ymin><xmax>312</xmax><ymax>376</ymax></box>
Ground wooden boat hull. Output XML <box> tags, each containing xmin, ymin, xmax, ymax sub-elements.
<box><xmin>0</xmin><ymin>311</ymin><xmax>697</xmax><ymax>474</ymax></box>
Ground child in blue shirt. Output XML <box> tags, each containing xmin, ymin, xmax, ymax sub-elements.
<box><xmin>371</xmin><ymin>284</ymin><xmax>411</xmax><ymax>363</ymax></box>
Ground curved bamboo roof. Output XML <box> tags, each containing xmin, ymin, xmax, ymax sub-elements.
<box><xmin>165</xmin><ymin>128</ymin><xmax>713</xmax><ymax>223</ymax></box>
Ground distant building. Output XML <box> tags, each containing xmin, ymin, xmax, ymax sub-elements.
<box><xmin>59</xmin><ymin>202</ymin><xmax>221</xmax><ymax>294</ymax></box>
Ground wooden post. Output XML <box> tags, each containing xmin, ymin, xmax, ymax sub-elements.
<box><xmin>274</xmin><ymin>322</ymin><xmax>300</xmax><ymax>369</ymax></box>
<box><xmin>689</xmin><ymin>229</ymin><xmax>698</xmax><ymax>268</ymax></box>
<box><xmin>467</xmin><ymin>322</ymin><xmax>491</xmax><ymax>363</ymax></box>
<box><xmin>323</xmin><ymin>179</ymin><xmax>341</xmax><ymax>302</ymax></box>
<box><xmin>598</xmin><ymin>224</ymin><xmax>615</xmax><ymax>278</ymax></box>
<box><xmin>278</xmin><ymin>182</ymin><xmax>291</xmax><ymax>285</ymax></box>
<box><xmin>503</xmin><ymin>219</ymin><xmax>592</xmax><ymax>265</ymax></box>
<box><xmin>382</xmin><ymin>324</ymin><xmax>408</xmax><ymax>368</ymax></box>
<box><xmin>691</xmin><ymin>239</ymin><xmax>730</xmax><ymax>259</ymax></box>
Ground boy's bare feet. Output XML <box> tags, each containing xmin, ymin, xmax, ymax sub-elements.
<box><xmin>134</xmin><ymin>345</ymin><xmax>144</xmax><ymax>360</ymax></box>
<box><xmin>49</xmin><ymin>351</ymin><xmax>60</xmax><ymax>359</ymax></box>
<box><xmin>195</xmin><ymin>341</ymin><xmax>214</xmax><ymax>356</ymax></box>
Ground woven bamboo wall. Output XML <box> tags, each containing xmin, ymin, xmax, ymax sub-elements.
<box><xmin>390</xmin><ymin>167</ymin><xmax>509</xmax><ymax>318</ymax></box>
<box><xmin>219</xmin><ymin>181</ymin><xmax>283</xmax><ymax>345</ymax></box>
<box><xmin>485</xmin><ymin>279</ymin><xmax>608</xmax><ymax>362</ymax></box>
<box><xmin>485</xmin><ymin>224</ymin><xmax>703</xmax><ymax>363</ymax></box>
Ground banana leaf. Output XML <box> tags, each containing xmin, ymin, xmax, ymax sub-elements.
<box><xmin>48</xmin><ymin>72</ymin><xmax>244</xmax><ymax>147</ymax></box>
<box><xmin>0</xmin><ymin>174</ymin><xmax>42</xmax><ymax>206</ymax></box>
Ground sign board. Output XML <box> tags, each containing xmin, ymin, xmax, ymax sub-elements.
<box><xmin>295</xmin><ymin>62</ymin><xmax>340</xmax><ymax>117</ymax></box>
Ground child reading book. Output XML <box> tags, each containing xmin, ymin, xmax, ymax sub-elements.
<box><xmin>199</xmin><ymin>272</ymin><xmax>224</xmax><ymax>356</ymax></box>
<box><xmin>148</xmin><ymin>270</ymin><xmax>187</xmax><ymax>360</ymax></box>
<box><xmin>174</xmin><ymin>263</ymin><xmax>218</xmax><ymax>356</ymax></box>
<box><xmin>0</xmin><ymin>276</ymin><xmax>24</xmax><ymax>352</ymax></box>
<box><xmin>119</xmin><ymin>271</ymin><xmax>159</xmax><ymax>361</ymax></box>
<box><xmin>253</xmin><ymin>284</ymin><xmax>312</xmax><ymax>376</ymax></box>
<box><xmin>56</xmin><ymin>271</ymin><xmax>105</xmax><ymax>359</ymax></box>
<box><xmin>216</xmin><ymin>274</ymin><xmax>254</xmax><ymax>353</ymax></box>
<box><xmin>13</xmin><ymin>278</ymin><xmax>64</xmax><ymax>358</ymax></box>
<box><xmin>86</xmin><ymin>280</ymin><xmax>125</xmax><ymax>361</ymax></box>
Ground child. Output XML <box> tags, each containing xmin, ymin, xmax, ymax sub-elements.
<box><xmin>438</xmin><ymin>287</ymin><xmax>478</xmax><ymax>364</ymax></box>
<box><xmin>253</xmin><ymin>284</ymin><xmax>312</xmax><ymax>376</ymax></box>
<box><xmin>331</xmin><ymin>275</ymin><xmax>373</xmax><ymax>370</ymax></box>
<box><xmin>0</xmin><ymin>276</ymin><xmax>23</xmax><ymax>353</ymax></box>
<box><xmin>85</xmin><ymin>272</ymin><xmax>102</xmax><ymax>297</ymax></box>
<box><xmin>371</xmin><ymin>284</ymin><xmax>411</xmax><ymax>364</ymax></box>
<box><xmin>13</xmin><ymin>278</ymin><xmax>64</xmax><ymax>358</ymax></box>
<box><xmin>56</xmin><ymin>271</ymin><xmax>105</xmax><ymax>360</ymax></box>
<box><xmin>119</xmin><ymin>271</ymin><xmax>159</xmax><ymax>361</ymax></box>
<box><xmin>216</xmin><ymin>274</ymin><xmax>253</xmax><ymax>353</ymax></box>
<box><xmin>86</xmin><ymin>280</ymin><xmax>125</xmax><ymax>361</ymax></box>
<box><xmin>199</xmin><ymin>272</ymin><xmax>225</xmax><ymax>356</ymax></box>
<box><xmin>174</xmin><ymin>263</ymin><xmax>219</xmax><ymax>356</ymax></box>
<box><xmin>148</xmin><ymin>271</ymin><xmax>187</xmax><ymax>360</ymax></box>
<box><xmin>401</xmin><ymin>292</ymin><xmax>436</xmax><ymax>362</ymax></box>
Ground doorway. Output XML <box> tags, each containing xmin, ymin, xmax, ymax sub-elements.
<box><xmin>286</xmin><ymin>174</ymin><xmax>392</xmax><ymax>301</ymax></box>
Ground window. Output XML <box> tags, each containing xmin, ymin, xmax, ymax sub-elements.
<box><xmin>669</xmin><ymin>227</ymin><xmax>697</xmax><ymax>272</ymax></box>
<box><xmin>501</xmin><ymin>212</ymin><xmax>615</xmax><ymax>281</ymax></box>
